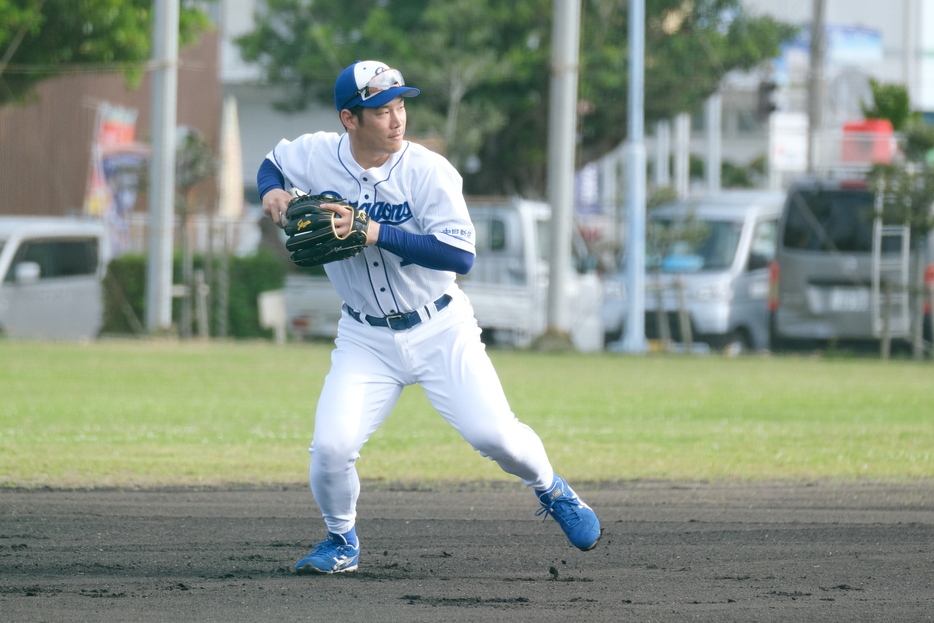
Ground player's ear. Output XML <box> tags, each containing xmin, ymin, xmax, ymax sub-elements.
<box><xmin>340</xmin><ymin>109</ymin><xmax>358</xmax><ymax>131</ymax></box>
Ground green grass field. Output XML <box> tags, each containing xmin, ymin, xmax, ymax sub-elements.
<box><xmin>1</xmin><ymin>339</ymin><xmax>932</xmax><ymax>488</ymax></box>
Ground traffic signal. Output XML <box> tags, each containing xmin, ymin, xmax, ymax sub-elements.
<box><xmin>757</xmin><ymin>80</ymin><xmax>778</xmax><ymax>121</ymax></box>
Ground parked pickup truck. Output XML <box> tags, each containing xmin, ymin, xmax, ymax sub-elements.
<box><xmin>283</xmin><ymin>197</ymin><xmax>603</xmax><ymax>350</ymax></box>
<box><xmin>0</xmin><ymin>217</ymin><xmax>108</xmax><ymax>340</ymax></box>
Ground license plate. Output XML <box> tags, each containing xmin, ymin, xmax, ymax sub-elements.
<box><xmin>829</xmin><ymin>287</ymin><xmax>869</xmax><ymax>312</ymax></box>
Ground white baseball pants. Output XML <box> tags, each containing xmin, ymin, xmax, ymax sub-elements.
<box><xmin>308</xmin><ymin>288</ymin><xmax>554</xmax><ymax>535</ymax></box>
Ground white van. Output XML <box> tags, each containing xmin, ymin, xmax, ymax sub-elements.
<box><xmin>0</xmin><ymin>217</ymin><xmax>108</xmax><ymax>340</ymax></box>
<box><xmin>603</xmin><ymin>190</ymin><xmax>785</xmax><ymax>353</ymax></box>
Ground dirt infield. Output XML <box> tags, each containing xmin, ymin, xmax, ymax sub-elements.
<box><xmin>2</xmin><ymin>480</ymin><xmax>933</xmax><ymax>622</ymax></box>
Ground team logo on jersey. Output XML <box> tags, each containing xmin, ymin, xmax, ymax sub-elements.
<box><xmin>318</xmin><ymin>190</ymin><xmax>412</xmax><ymax>226</ymax></box>
<box><xmin>366</xmin><ymin>200</ymin><xmax>413</xmax><ymax>225</ymax></box>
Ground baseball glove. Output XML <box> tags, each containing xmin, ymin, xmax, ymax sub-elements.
<box><xmin>283</xmin><ymin>192</ymin><xmax>370</xmax><ymax>267</ymax></box>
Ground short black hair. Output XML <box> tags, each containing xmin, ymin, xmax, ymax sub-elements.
<box><xmin>340</xmin><ymin>105</ymin><xmax>366</xmax><ymax>130</ymax></box>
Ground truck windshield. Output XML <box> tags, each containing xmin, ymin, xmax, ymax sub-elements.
<box><xmin>647</xmin><ymin>219</ymin><xmax>742</xmax><ymax>272</ymax></box>
<box><xmin>781</xmin><ymin>189</ymin><xmax>875</xmax><ymax>252</ymax></box>
<box><xmin>535</xmin><ymin>219</ymin><xmax>583</xmax><ymax>268</ymax></box>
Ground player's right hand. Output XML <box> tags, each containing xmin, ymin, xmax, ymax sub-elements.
<box><xmin>262</xmin><ymin>188</ymin><xmax>293</xmax><ymax>229</ymax></box>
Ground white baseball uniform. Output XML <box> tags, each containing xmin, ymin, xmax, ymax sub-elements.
<box><xmin>265</xmin><ymin>132</ymin><xmax>554</xmax><ymax>535</ymax></box>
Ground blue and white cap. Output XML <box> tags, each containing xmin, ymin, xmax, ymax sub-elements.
<box><xmin>334</xmin><ymin>60</ymin><xmax>420</xmax><ymax>111</ymax></box>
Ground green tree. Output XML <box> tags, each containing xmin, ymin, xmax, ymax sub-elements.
<box><xmin>861</xmin><ymin>79</ymin><xmax>918</xmax><ymax>132</ymax></box>
<box><xmin>867</xmin><ymin>122</ymin><xmax>934</xmax><ymax>359</ymax></box>
<box><xmin>575</xmin><ymin>0</ymin><xmax>795</xmax><ymax>161</ymax></box>
<box><xmin>237</xmin><ymin>0</ymin><xmax>795</xmax><ymax>196</ymax></box>
<box><xmin>237</xmin><ymin>0</ymin><xmax>520</xmax><ymax>172</ymax></box>
<box><xmin>0</xmin><ymin>0</ymin><xmax>212</xmax><ymax>106</ymax></box>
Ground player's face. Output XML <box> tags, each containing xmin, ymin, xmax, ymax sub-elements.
<box><xmin>356</xmin><ymin>98</ymin><xmax>407</xmax><ymax>156</ymax></box>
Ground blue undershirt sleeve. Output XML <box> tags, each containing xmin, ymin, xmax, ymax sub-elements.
<box><xmin>376</xmin><ymin>225</ymin><xmax>475</xmax><ymax>274</ymax></box>
<box><xmin>257</xmin><ymin>158</ymin><xmax>285</xmax><ymax>198</ymax></box>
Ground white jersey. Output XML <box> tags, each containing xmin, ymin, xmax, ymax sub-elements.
<box><xmin>267</xmin><ymin>132</ymin><xmax>475</xmax><ymax>318</ymax></box>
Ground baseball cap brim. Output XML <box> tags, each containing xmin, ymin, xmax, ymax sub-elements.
<box><xmin>343</xmin><ymin>85</ymin><xmax>420</xmax><ymax>110</ymax></box>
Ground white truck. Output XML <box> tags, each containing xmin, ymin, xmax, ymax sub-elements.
<box><xmin>0</xmin><ymin>217</ymin><xmax>108</xmax><ymax>340</ymax></box>
<box><xmin>283</xmin><ymin>197</ymin><xmax>603</xmax><ymax>350</ymax></box>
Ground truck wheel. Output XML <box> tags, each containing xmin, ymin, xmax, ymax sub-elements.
<box><xmin>723</xmin><ymin>329</ymin><xmax>752</xmax><ymax>357</ymax></box>
<box><xmin>768</xmin><ymin>312</ymin><xmax>786</xmax><ymax>352</ymax></box>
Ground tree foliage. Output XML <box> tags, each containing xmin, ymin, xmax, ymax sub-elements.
<box><xmin>864</xmin><ymin>80</ymin><xmax>934</xmax><ymax>238</ymax></box>
<box><xmin>867</xmin><ymin>163</ymin><xmax>934</xmax><ymax>237</ymax></box>
<box><xmin>237</xmin><ymin>0</ymin><xmax>795</xmax><ymax>196</ymax></box>
<box><xmin>0</xmin><ymin>0</ymin><xmax>212</xmax><ymax>106</ymax></box>
<box><xmin>863</xmin><ymin>85</ymin><xmax>934</xmax><ymax>359</ymax></box>
<box><xmin>861</xmin><ymin>79</ymin><xmax>918</xmax><ymax>132</ymax></box>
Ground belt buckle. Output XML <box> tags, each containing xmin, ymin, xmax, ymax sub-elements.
<box><xmin>385</xmin><ymin>312</ymin><xmax>407</xmax><ymax>331</ymax></box>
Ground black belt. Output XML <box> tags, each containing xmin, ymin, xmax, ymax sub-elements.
<box><xmin>344</xmin><ymin>294</ymin><xmax>452</xmax><ymax>331</ymax></box>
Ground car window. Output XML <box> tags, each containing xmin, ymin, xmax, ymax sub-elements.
<box><xmin>536</xmin><ymin>219</ymin><xmax>548</xmax><ymax>263</ymax></box>
<box><xmin>488</xmin><ymin>218</ymin><xmax>506</xmax><ymax>251</ymax></box>
<box><xmin>648</xmin><ymin>219</ymin><xmax>743</xmax><ymax>272</ymax></box>
<box><xmin>4</xmin><ymin>238</ymin><xmax>99</xmax><ymax>282</ymax></box>
<box><xmin>781</xmin><ymin>189</ymin><xmax>877</xmax><ymax>252</ymax></box>
<box><xmin>473</xmin><ymin>213</ymin><xmax>514</xmax><ymax>256</ymax></box>
<box><xmin>468</xmin><ymin>209</ymin><xmax>527</xmax><ymax>285</ymax></box>
<box><xmin>535</xmin><ymin>217</ymin><xmax>595</xmax><ymax>272</ymax></box>
<box><xmin>748</xmin><ymin>219</ymin><xmax>777</xmax><ymax>270</ymax></box>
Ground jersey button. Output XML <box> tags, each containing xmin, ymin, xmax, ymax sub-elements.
<box><xmin>373</xmin><ymin>262</ymin><xmax>379</xmax><ymax>267</ymax></box>
<box><xmin>380</xmin><ymin>287</ymin><xmax>386</xmax><ymax>292</ymax></box>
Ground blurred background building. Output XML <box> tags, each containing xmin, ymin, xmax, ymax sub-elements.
<box><xmin>2</xmin><ymin>0</ymin><xmax>933</xmax><ymax>243</ymax></box>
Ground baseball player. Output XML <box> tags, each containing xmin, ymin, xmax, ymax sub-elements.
<box><xmin>258</xmin><ymin>60</ymin><xmax>601</xmax><ymax>574</ymax></box>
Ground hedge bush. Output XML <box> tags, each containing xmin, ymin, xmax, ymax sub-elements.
<box><xmin>101</xmin><ymin>251</ymin><xmax>286</xmax><ymax>339</ymax></box>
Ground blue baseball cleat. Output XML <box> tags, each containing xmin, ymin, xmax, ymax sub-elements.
<box><xmin>294</xmin><ymin>531</ymin><xmax>360</xmax><ymax>574</ymax></box>
<box><xmin>535</xmin><ymin>475</ymin><xmax>602</xmax><ymax>551</ymax></box>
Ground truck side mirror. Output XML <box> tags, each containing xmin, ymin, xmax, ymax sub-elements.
<box><xmin>14</xmin><ymin>261</ymin><xmax>41</xmax><ymax>284</ymax></box>
<box><xmin>747</xmin><ymin>253</ymin><xmax>769</xmax><ymax>272</ymax></box>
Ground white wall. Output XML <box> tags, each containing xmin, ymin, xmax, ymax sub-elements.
<box><xmin>219</xmin><ymin>0</ymin><xmax>263</xmax><ymax>84</ymax></box>
<box><xmin>217</xmin><ymin>0</ymin><xmax>344</xmax><ymax>189</ymax></box>
<box><xmin>919</xmin><ymin>1</ymin><xmax>934</xmax><ymax>110</ymax></box>
<box><xmin>230</xmin><ymin>84</ymin><xmax>343</xmax><ymax>190</ymax></box>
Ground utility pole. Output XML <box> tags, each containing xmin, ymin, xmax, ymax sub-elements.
<box><xmin>544</xmin><ymin>0</ymin><xmax>581</xmax><ymax>347</ymax></box>
<box><xmin>706</xmin><ymin>92</ymin><xmax>722</xmax><ymax>193</ymax></box>
<box><xmin>622</xmin><ymin>0</ymin><xmax>647</xmax><ymax>353</ymax></box>
<box><xmin>674</xmin><ymin>113</ymin><xmax>690</xmax><ymax>199</ymax></box>
<box><xmin>146</xmin><ymin>0</ymin><xmax>179</xmax><ymax>333</ymax></box>
<box><xmin>654</xmin><ymin>120</ymin><xmax>671</xmax><ymax>188</ymax></box>
<box><xmin>806</xmin><ymin>0</ymin><xmax>826</xmax><ymax>173</ymax></box>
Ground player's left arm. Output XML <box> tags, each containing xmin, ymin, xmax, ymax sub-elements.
<box><xmin>373</xmin><ymin>225</ymin><xmax>474</xmax><ymax>274</ymax></box>
<box><xmin>368</xmin><ymin>151</ymin><xmax>476</xmax><ymax>274</ymax></box>
<box><xmin>318</xmin><ymin>201</ymin><xmax>472</xmax><ymax>274</ymax></box>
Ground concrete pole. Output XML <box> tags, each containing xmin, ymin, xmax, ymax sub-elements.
<box><xmin>654</xmin><ymin>120</ymin><xmax>671</xmax><ymax>188</ymax></box>
<box><xmin>674</xmin><ymin>113</ymin><xmax>691</xmax><ymax>199</ymax></box>
<box><xmin>903</xmin><ymin>0</ymin><xmax>917</xmax><ymax>100</ymax></box>
<box><xmin>146</xmin><ymin>0</ymin><xmax>180</xmax><ymax>333</ymax></box>
<box><xmin>545</xmin><ymin>0</ymin><xmax>581</xmax><ymax>341</ymax></box>
<box><xmin>806</xmin><ymin>0</ymin><xmax>826</xmax><ymax>173</ymax></box>
<box><xmin>622</xmin><ymin>0</ymin><xmax>647</xmax><ymax>353</ymax></box>
<box><xmin>600</xmin><ymin>150</ymin><xmax>618</xmax><ymax>235</ymax></box>
<box><xmin>706</xmin><ymin>92</ymin><xmax>722</xmax><ymax>194</ymax></box>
